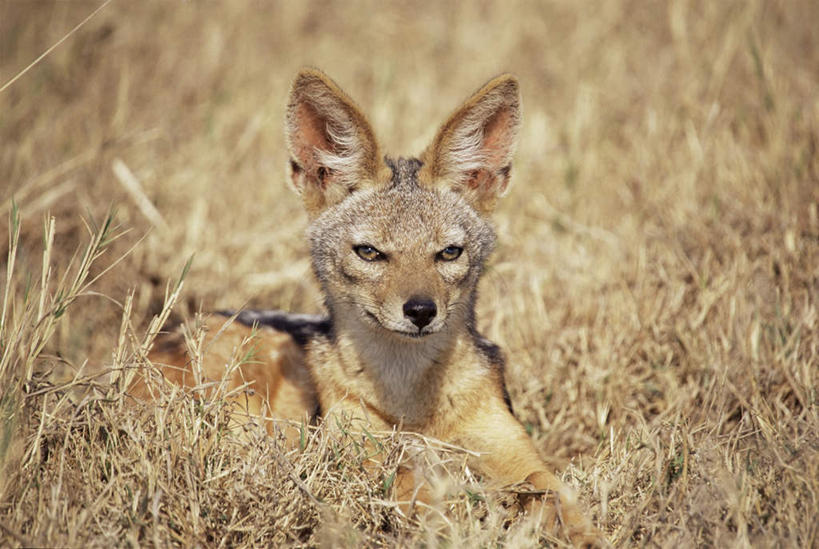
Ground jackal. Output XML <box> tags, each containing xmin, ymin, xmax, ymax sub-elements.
<box><xmin>133</xmin><ymin>69</ymin><xmax>601</xmax><ymax>545</ymax></box>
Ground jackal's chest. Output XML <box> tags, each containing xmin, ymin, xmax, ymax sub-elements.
<box><xmin>324</xmin><ymin>355</ymin><xmax>443</xmax><ymax>428</ymax></box>
<box><xmin>309</xmin><ymin>338</ymin><xmax>493</xmax><ymax>434</ymax></box>
<box><xmin>373</xmin><ymin>362</ymin><xmax>493</xmax><ymax>436</ymax></box>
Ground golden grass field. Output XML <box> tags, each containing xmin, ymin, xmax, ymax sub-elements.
<box><xmin>1</xmin><ymin>1</ymin><xmax>817</xmax><ymax>546</ymax></box>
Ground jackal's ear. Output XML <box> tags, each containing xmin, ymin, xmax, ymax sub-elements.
<box><xmin>420</xmin><ymin>74</ymin><xmax>521</xmax><ymax>215</ymax></box>
<box><xmin>286</xmin><ymin>68</ymin><xmax>386</xmax><ymax>217</ymax></box>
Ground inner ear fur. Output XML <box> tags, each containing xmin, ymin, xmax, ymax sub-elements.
<box><xmin>285</xmin><ymin>68</ymin><xmax>388</xmax><ymax>216</ymax></box>
<box><xmin>419</xmin><ymin>74</ymin><xmax>521</xmax><ymax>215</ymax></box>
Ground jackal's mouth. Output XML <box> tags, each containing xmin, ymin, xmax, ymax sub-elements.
<box><xmin>363</xmin><ymin>310</ymin><xmax>436</xmax><ymax>338</ymax></box>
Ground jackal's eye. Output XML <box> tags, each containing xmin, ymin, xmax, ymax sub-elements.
<box><xmin>353</xmin><ymin>245</ymin><xmax>385</xmax><ymax>262</ymax></box>
<box><xmin>436</xmin><ymin>246</ymin><xmax>463</xmax><ymax>261</ymax></box>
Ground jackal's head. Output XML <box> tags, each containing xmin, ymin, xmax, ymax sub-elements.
<box><xmin>285</xmin><ymin>69</ymin><xmax>520</xmax><ymax>340</ymax></box>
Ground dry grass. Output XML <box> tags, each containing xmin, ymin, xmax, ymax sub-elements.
<box><xmin>1</xmin><ymin>0</ymin><xmax>817</xmax><ymax>546</ymax></box>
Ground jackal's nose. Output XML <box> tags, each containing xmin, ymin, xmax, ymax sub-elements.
<box><xmin>403</xmin><ymin>297</ymin><xmax>437</xmax><ymax>329</ymax></box>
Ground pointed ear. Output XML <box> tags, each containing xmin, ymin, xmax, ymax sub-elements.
<box><xmin>286</xmin><ymin>68</ymin><xmax>387</xmax><ymax>217</ymax></box>
<box><xmin>420</xmin><ymin>75</ymin><xmax>521</xmax><ymax>215</ymax></box>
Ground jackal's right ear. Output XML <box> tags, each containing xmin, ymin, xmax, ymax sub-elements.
<box><xmin>286</xmin><ymin>68</ymin><xmax>386</xmax><ymax>217</ymax></box>
<box><xmin>420</xmin><ymin>74</ymin><xmax>521</xmax><ymax>216</ymax></box>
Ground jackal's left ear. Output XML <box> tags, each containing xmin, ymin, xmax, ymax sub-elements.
<box><xmin>420</xmin><ymin>74</ymin><xmax>521</xmax><ymax>215</ymax></box>
<box><xmin>286</xmin><ymin>68</ymin><xmax>387</xmax><ymax>217</ymax></box>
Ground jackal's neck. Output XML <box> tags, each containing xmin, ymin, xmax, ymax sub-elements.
<box><xmin>331</xmin><ymin>311</ymin><xmax>467</xmax><ymax>399</ymax></box>
<box><xmin>314</xmin><ymin>299</ymin><xmax>487</xmax><ymax>426</ymax></box>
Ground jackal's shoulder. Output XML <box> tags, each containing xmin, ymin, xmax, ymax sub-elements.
<box><xmin>469</xmin><ymin>330</ymin><xmax>514</xmax><ymax>414</ymax></box>
<box><xmin>472</xmin><ymin>331</ymin><xmax>505</xmax><ymax>369</ymax></box>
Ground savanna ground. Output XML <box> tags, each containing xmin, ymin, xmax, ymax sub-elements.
<box><xmin>1</xmin><ymin>1</ymin><xmax>817</xmax><ymax>547</ymax></box>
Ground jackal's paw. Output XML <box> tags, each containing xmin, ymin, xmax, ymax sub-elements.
<box><xmin>528</xmin><ymin>493</ymin><xmax>606</xmax><ymax>548</ymax></box>
<box><xmin>522</xmin><ymin>472</ymin><xmax>608</xmax><ymax>548</ymax></box>
<box><xmin>567</xmin><ymin>530</ymin><xmax>609</xmax><ymax>549</ymax></box>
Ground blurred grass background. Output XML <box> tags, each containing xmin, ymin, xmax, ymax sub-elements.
<box><xmin>1</xmin><ymin>0</ymin><xmax>817</xmax><ymax>546</ymax></box>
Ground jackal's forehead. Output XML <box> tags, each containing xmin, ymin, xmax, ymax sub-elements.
<box><xmin>310</xmin><ymin>157</ymin><xmax>491</xmax><ymax>249</ymax></box>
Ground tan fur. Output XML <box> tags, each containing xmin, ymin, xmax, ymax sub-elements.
<box><xmin>136</xmin><ymin>69</ymin><xmax>604</xmax><ymax>547</ymax></box>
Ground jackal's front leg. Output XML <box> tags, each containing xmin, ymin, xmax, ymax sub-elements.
<box><xmin>456</xmin><ymin>396</ymin><xmax>605</xmax><ymax>547</ymax></box>
<box><xmin>321</xmin><ymin>398</ymin><xmax>431</xmax><ymax>512</ymax></box>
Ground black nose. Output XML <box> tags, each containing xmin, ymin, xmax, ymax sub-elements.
<box><xmin>403</xmin><ymin>297</ymin><xmax>437</xmax><ymax>329</ymax></box>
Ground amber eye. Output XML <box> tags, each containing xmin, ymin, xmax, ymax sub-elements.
<box><xmin>436</xmin><ymin>246</ymin><xmax>463</xmax><ymax>261</ymax></box>
<box><xmin>354</xmin><ymin>245</ymin><xmax>385</xmax><ymax>262</ymax></box>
